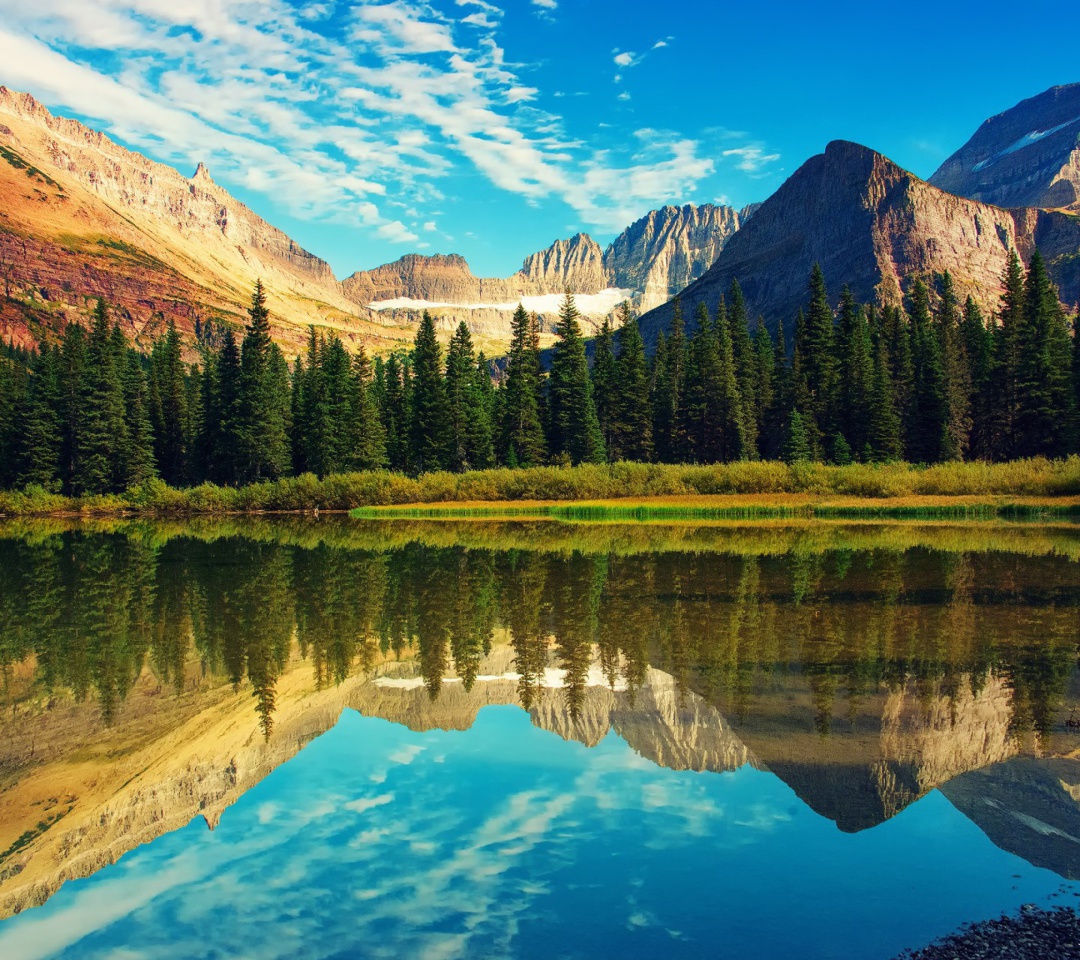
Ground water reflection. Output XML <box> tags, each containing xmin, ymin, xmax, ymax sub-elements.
<box><xmin>0</xmin><ymin>517</ymin><xmax>1079</xmax><ymax>946</ymax></box>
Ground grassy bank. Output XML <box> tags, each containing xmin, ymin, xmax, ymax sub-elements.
<box><xmin>1</xmin><ymin>458</ymin><xmax>1079</xmax><ymax>518</ymax></box>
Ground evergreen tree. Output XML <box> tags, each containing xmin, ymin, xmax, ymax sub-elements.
<box><xmin>752</xmin><ymin>317</ymin><xmax>776</xmax><ymax>459</ymax></box>
<box><xmin>935</xmin><ymin>272</ymin><xmax>972</xmax><ymax>461</ymax></box>
<box><xmin>907</xmin><ymin>280</ymin><xmax>947</xmax><ymax>463</ymax></box>
<box><xmin>591</xmin><ymin>316</ymin><xmax>617</xmax><ymax>452</ymax></box>
<box><xmin>149</xmin><ymin>321</ymin><xmax>188</xmax><ymax>485</ymax></box>
<box><xmin>990</xmin><ymin>249</ymin><xmax>1026</xmax><ymax>458</ymax></box>
<box><xmin>1014</xmin><ymin>250</ymin><xmax>1075</xmax><ymax>457</ymax></box>
<box><xmin>548</xmin><ymin>292</ymin><xmax>605</xmax><ymax>464</ymax></box>
<box><xmin>409</xmin><ymin>311</ymin><xmax>447</xmax><ymax>473</ymax></box>
<box><xmin>379</xmin><ymin>353</ymin><xmax>410</xmax><ymax>472</ymax></box>
<box><xmin>961</xmin><ymin>296</ymin><xmax>994</xmax><ymax>460</ymax></box>
<box><xmin>501</xmin><ymin>305</ymin><xmax>547</xmax><ymax>467</ymax></box>
<box><xmin>444</xmin><ymin>322</ymin><xmax>492</xmax><ymax>471</ymax></box>
<box><xmin>727</xmin><ymin>280</ymin><xmax>759</xmax><ymax>458</ymax></box>
<box><xmin>792</xmin><ymin>265</ymin><xmax>837</xmax><ymax>459</ymax></box>
<box><xmin>611</xmin><ymin>301</ymin><xmax>653</xmax><ymax>462</ymax></box>
<box><xmin>782</xmin><ymin>410</ymin><xmax>812</xmax><ymax>463</ymax></box>
<box><xmin>239</xmin><ymin>281</ymin><xmax>290</xmax><ymax>482</ymax></box>
<box><xmin>882</xmin><ymin>304</ymin><xmax>914</xmax><ymax>453</ymax></box>
<box><xmin>1072</xmin><ymin>310</ymin><xmax>1080</xmax><ymax>452</ymax></box>
<box><xmin>652</xmin><ymin>299</ymin><xmax>687</xmax><ymax>463</ymax></box>
<box><xmin>835</xmin><ymin>287</ymin><xmax>874</xmax><ymax>458</ymax></box>
<box><xmin>349</xmin><ymin>342</ymin><xmax>387</xmax><ymax>471</ymax></box>
<box><xmin>18</xmin><ymin>346</ymin><xmax>62</xmax><ymax>489</ymax></box>
<box><xmin>119</xmin><ymin>348</ymin><xmax>156</xmax><ymax>487</ymax></box>
<box><xmin>209</xmin><ymin>328</ymin><xmax>244</xmax><ymax>485</ymax></box>
<box><xmin>78</xmin><ymin>300</ymin><xmax>128</xmax><ymax>493</ymax></box>
<box><xmin>866</xmin><ymin>332</ymin><xmax>902</xmax><ymax>461</ymax></box>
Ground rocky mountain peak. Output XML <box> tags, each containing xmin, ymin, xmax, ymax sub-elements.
<box><xmin>637</xmin><ymin>138</ymin><xmax>1080</xmax><ymax>344</ymax></box>
<box><xmin>517</xmin><ymin>233</ymin><xmax>607</xmax><ymax>295</ymax></box>
<box><xmin>192</xmin><ymin>161</ymin><xmax>214</xmax><ymax>183</ymax></box>
<box><xmin>930</xmin><ymin>83</ymin><xmax>1080</xmax><ymax>211</ymax></box>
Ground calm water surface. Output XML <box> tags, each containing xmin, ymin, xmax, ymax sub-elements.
<box><xmin>1</xmin><ymin>518</ymin><xmax>1079</xmax><ymax>959</ymax></box>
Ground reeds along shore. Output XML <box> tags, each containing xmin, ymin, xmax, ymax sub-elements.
<box><xmin>1</xmin><ymin>458</ymin><xmax>1079</xmax><ymax>518</ymax></box>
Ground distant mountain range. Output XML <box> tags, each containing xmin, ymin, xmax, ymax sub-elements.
<box><xmin>2</xmin><ymin>82</ymin><xmax>1079</xmax><ymax>357</ymax></box>
<box><xmin>0</xmin><ymin>86</ymin><xmax>750</xmax><ymax>353</ymax></box>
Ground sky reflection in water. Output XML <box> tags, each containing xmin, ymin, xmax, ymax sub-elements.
<box><xmin>1</xmin><ymin>706</ymin><xmax>1075</xmax><ymax>960</ymax></box>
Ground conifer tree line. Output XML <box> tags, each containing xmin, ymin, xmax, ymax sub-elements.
<box><xmin>1</xmin><ymin>253</ymin><xmax>1078</xmax><ymax>494</ymax></box>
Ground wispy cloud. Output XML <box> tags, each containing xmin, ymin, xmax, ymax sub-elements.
<box><xmin>0</xmin><ymin>1</ymin><xmax>773</xmax><ymax>244</ymax></box>
<box><xmin>722</xmin><ymin>145</ymin><xmax>782</xmax><ymax>175</ymax></box>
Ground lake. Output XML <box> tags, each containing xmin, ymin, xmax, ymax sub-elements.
<box><xmin>1</xmin><ymin>517</ymin><xmax>1079</xmax><ymax>959</ymax></box>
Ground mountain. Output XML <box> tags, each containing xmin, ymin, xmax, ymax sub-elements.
<box><xmin>0</xmin><ymin>86</ymin><xmax>392</xmax><ymax>357</ymax></box>
<box><xmin>1</xmin><ymin>86</ymin><xmax>746</xmax><ymax>355</ymax></box>
<box><xmin>341</xmin><ymin>203</ymin><xmax>750</xmax><ymax>338</ymax></box>
<box><xmin>605</xmin><ymin>202</ymin><xmax>756</xmax><ymax>311</ymax></box>
<box><xmin>638</xmin><ymin>140</ymin><xmax>1080</xmax><ymax>343</ymax></box>
<box><xmin>929</xmin><ymin>83</ymin><xmax>1080</xmax><ymax>212</ymax></box>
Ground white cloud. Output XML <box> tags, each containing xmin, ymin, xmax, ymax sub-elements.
<box><xmin>722</xmin><ymin>145</ymin><xmax>782</xmax><ymax>173</ymax></box>
<box><xmin>613</xmin><ymin>51</ymin><xmax>635</xmax><ymax>67</ymax></box>
<box><xmin>0</xmin><ymin>0</ymin><xmax>769</xmax><ymax>248</ymax></box>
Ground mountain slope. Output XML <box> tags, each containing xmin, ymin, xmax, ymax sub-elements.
<box><xmin>0</xmin><ymin>87</ymin><xmax>401</xmax><ymax>355</ymax></box>
<box><xmin>930</xmin><ymin>83</ymin><xmax>1080</xmax><ymax>211</ymax></box>
<box><xmin>638</xmin><ymin>140</ymin><xmax>1080</xmax><ymax>343</ymax></box>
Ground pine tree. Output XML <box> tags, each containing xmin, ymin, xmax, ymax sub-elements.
<box><xmin>349</xmin><ymin>342</ymin><xmax>387</xmax><ymax>471</ymax></box>
<box><xmin>239</xmin><ymin>281</ymin><xmax>290</xmax><ymax>482</ymax></box>
<box><xmin>935</xmin><ymin>272</ymin><xmax>972</xmax><ymax>461</ymax></box>
<box><xmin>727</xmin><ymin>280</ymin><xmax>758</xmax><ymax>458</ymax></box>
<box><xmin>149</xmin><ymin>321</ymin><xmax>188</xmax><ymax>485</ymax></box>
<box><xmin>379</xmin><ymin>353</ymin><xmax>410</xmax><ymax>472</ymax></box>
<box><xmin>866</xmin><ymin>332</ymin><xmax>902</xmax><ymax>462</ymax></box>
<box><xmin>501</xmin><ymin>305</ymin><xmax>547</xmax><ymax>467</ymax></box>
<box><xmin>782</xmin><ymin>410</ymin><xmax>812</xmax><ymax>463</ymax></box>
<box><xmin>409</xmin><ymin>311</ymin><xmax>447</xmax><ymax>473</ymax></box>
<box><xmin>209</xmin><ymin>328</ymin><xmax>244</xmax><ymax>485</ymax></box>
<box><xmin>1014</xmin><ymin>250</ymin><xmax>1075</xmax><ymax>458</ymax></box>
<box><xmin>591</xmin><ymin>316</ymin><xmax>617</xmax><ymax>452</ymax></box>
<box><xmin>120</xmin><ymin>348</ymin><xmax>156</xmax><ymax>487</ymax></box>
<box><xmin>78</xmin><ymin>300</ymin><xmax>128</xmax><ymax>493</ymax></box>
<box><xmin>1072</xmin><ymin>310</ymin><xmax>1080</xmax><ymax>453</ymax></box>
<box><xmin>652</xmin><ymin>299</ymin><xmax>687</xmax><ymax>463</ymax></box>
<box><xmin>611</xmin><ymin>301</ymin><xmax>652</xmax><ymax>462</ymax></box>
<box><xmin>18</xmin><ymin>345</ymin><xmax>62</xmax><ymax>489</ymax></box>
<box><xmin>547</xmin><ymin>292</ymin><xmax>605</xmax><ymax>465</ymax></box>
<box><xmin>445</xmin><ymin>321</ymin><xmax>491</xmax><ymax>472</ymax></box>
<box><xmin>961</xmin><ymin>296</ymin><xmax>994</xmax><ymax>460</ymax></box>
<box><xmin>882</xmin><ymin>304</ymin><xmax>914</xmax><ymax>454</ymax></box>
<box><xmin>752</xmin><ymin>317</ymin><xmax>776</xmax><ymax>459</ymax></box>
<box><xmin>835</xmin><ymin>287</ymin><xmax>874</xmax><ymax>458</ymax></box>
<box><xmin>990</xmin><ymin>249</ymin><xmax>1026</xmax><ymax>458</ymax></box>
<box><xmin>792</xmin><ymin>265</ymin><xmax>837</xmax><ymax>459</ymax></box>
<box><xmin>907</xmin><ymin>280</ymin><xmax>947</xmax><ymax>463</ymax></box>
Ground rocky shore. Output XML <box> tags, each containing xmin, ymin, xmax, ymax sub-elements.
<box><xmin>896</xmin><ymin>904</ymin><xmax>1080</xmax><ymax>959</ymax></box>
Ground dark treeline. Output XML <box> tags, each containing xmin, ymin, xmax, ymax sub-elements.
<box><xmin>1</xmin><ymin>530</ymin><xmax>1076</xmax><ymax>740</ymax></box>
<box><xmin>2</xmin><ymin>254</ymin><xmax>1079</xmax><ymax>495</ymax></box>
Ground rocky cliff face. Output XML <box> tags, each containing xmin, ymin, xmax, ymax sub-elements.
<box><xmin>519</xmin><ymin>233</ymin><xmax>608</xmax><ymax>295</ymax></box>
<box><xmin>604</xmin><ymin>203</ymin><xmax>747</xmax><ymax>311</ymax></box>
<box><xmin>341</xmin><ymin>204</ymin><xmax>746</xmax><ymax>324</ymax></box>
<box><xmin>638</xmin><ymin>140</ymin><xmax>1080</xmax><ymax>343</ymax></box>
<box><xmin>930</xmin><ymin>83</ymin><xmax>1080</xmax><ymax>212</ymax></box>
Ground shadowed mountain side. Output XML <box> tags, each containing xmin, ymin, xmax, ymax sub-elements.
<box><xmin>941</xmin><ymin>757</ymin><xmax>1080</xmax><ymax>880</ymax></box>
<box><xmin>711</xmin><ymin>674</ymin><xmax>1019</xmax><ymax>833</ymax></box>
<box><xmin>637</xmin><ymin>140</ymin><xmax>1080</xmax><ymax>344</ymax></box>
<box><xmin>930</xmin><ymin>83</ymin><xmax>1080</xmax><ymax>212</ymax></box>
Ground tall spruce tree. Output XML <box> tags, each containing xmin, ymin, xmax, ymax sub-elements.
<box><xmin>610</xmin><ymin>301</ymin><xmax>652</xmax><ymax>462</ymax></box>
<box><xmin>409</xmin><ymin>311</ymin><xmax>447</xmax><ymax>473</ymax></box>
<box><xmin>120</xmin><ymin>348</ymin><xmax>156</xmax><ymax>487</ymax></box>
<box><xmin>907</xmin><ymin>280</ymin><xmax>948</xmax><ymax>463</ymax></box>
<box><xmin>78</xmin><ymin>300</ymin><xmax>128</xmax><ymax>493</ymax></box>
<box><xmin>591</xmin><ymin>316</ymin><xmax>617</xmax><ymax>452</ymax></box>
<box><xmin>866</xmin><ymin>332</ymin><xmax>902</xmax><ymax>461</ymax></box>
<box><xmin>935</xmin><ymin>272</ymin><xmax>972</xmax><ymax>461</ymax></box>
<box><xmin>349</xmin><ymin>342</ymin><xmax>387</xmax><ymax>471</ymax></box>
<box><xmin>792</xmin><ymin>265</ymin><xmax>837</xmax><ymax>459</ymax></box>
<box><xmin>727</xmin><ymin>280</ymin><xmax>758</xmax><ymax>458</ymax></box>
<box><xmin>501</xmin><ymin>304</ymin><xmax>547</xmax><ymax>466</ymax></box>
<box><xmin>835</xmin><ymin>287</ymin><xmax>874</xmax><ymax>459</ymax></box>
<box><xmin>961</xmin><ymin>296</ymin><xmax>994</xmax><ymax>460</ymax></box>
<box><xmin>445</xmin><ymin>322</ymin><xmax>492</xmax><ymax>472</ymax></box>
<box><xmin>652</xmin><ymin>299</ymin><xmax>687</xmax><ymax>463</ymax></box>
<box><xmin>547</xmin><ymin>292</ymin><xmax>605</xmax><ymax>465</ymax></box>
<box><xmin>990</xmin><ymin>249</ymin><xmax>1027</xmax><ymax>458</ymax></box>
<box><xmin>149</xmin><ymin>321</ymin><xmax>188</xmax><ymax>485</ymax></box>
<box><xmin>1014</xmin><ymin>250</ymin><xmax>1075</xmax><ymax>457</ymax></box>
<box><xmin>18</xmin><ymin>345</ymin><xmax>62</xmax><ymax>489</ymax></box>
<box><xmin>239</xmin><ymin>281</ymin><xmax>290</xmax><ymax>482</ymax></box>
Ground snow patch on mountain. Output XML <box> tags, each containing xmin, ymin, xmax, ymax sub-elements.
<box><xmin>972</xmin><ymin>117</ymin><xmax>1080</xmax><ymax>172</ymax></box>
<box><xmin>367</xmin><ymin>288</ymin><xmax>636</xmax><ymax>315</ymax></box>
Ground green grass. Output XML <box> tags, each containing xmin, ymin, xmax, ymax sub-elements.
<box><xmin>1</xmin><ymin>458</ymin><xmax>1079</xmax><ymax>519</ymax></box>
<box><xmin>0</xmin><ymin>144</ymin><xmax>63</xmax><ymax>190</ymax></box>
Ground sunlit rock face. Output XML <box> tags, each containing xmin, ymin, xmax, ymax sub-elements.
<box><xmin>638</xmin><ymin>139</ymin><xmax>1080</xmax><ymax>342</ymax></box>
<box><xmin>930</xmin><ymin>83</ymin><xmax>1080</xmax><ymax>212</ymax></box>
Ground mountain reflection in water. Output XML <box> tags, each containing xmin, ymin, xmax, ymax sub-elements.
<box><xmin>0</xmin><ymin>518</ymin><xmax>1079</xmax><ymax>958</ymax></box>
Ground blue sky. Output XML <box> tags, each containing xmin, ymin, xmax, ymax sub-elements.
<box><xmin>0</xmin><ymin>0</ymin><xmax>1074</xmax><ymax>278</ymax></box>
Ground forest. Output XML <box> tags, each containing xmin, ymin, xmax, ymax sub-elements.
<box><xmin>0</xmin><ymin>251</ymin><xmax>1078</xmax><ymax>497</ymax></box>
